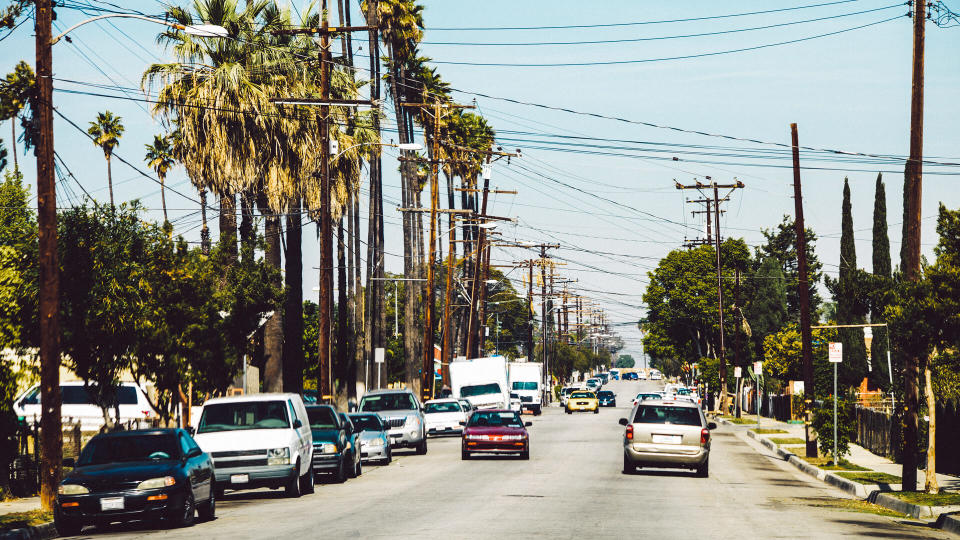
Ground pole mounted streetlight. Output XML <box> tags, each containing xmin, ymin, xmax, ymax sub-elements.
<box><xmin>51</xmin><ymin>14</ymin><xmax>228</xmax><ymax>45</ymax></box>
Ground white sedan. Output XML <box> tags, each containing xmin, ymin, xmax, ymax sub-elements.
<box><xmin>423</xmin><ymin>399</ymin><xmax>468</xmax><ymax>436</ymax></box>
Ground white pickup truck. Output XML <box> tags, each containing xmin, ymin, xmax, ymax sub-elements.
<box><xmin>450</xmin><ymin>357</ymin><xmax>509</xmax><ymax>410</ymax></box>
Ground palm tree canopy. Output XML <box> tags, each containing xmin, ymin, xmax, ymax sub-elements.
<box><xmin>144</xmin><ymin>134</ymin><xmax>175</xmax><ymax>179</ymax></box>
<box><xmin>87</xmin><ymin>110</ymin><xmax>125</xmax><ymax>158</ymax></box>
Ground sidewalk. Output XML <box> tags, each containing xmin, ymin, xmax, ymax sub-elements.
<box><xmin>0</xmin><ymin>497</ymin><xmax>40</xmax><ymax>515</ymax></box>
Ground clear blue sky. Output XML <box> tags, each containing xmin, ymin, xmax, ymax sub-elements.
<box><xmin>3</xmin><ymin>0</ymin><xmax>960</xmax><ymax>361</ymax></box>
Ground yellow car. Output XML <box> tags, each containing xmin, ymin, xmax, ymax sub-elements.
<box><xmin>565</xmin><ymin>391</ymin><xmax>599</xmax><ymax>414</ymax></box>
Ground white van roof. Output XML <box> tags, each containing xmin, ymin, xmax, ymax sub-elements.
<box><xmin>201</xmin><ymin>393</ymin><xmax>302</xmax><ymax>406</ymax></box>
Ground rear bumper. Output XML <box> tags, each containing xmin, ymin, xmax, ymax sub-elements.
<box><xmin>624</xmin><ymin>444</ymin><xmax>708</xmax><ymax>467</ymax></box>
<box><xmin>427</xmin><ymin>425</ymin><xmax>463</xmax><ymax>436</ymax></box>
<box><xmin>566</xmin><ymin>403</ymin><xmax>597</xmax><ymax>412</ymax></box>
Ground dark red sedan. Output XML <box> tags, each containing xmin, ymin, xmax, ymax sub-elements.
<box><xmin>461</xmin><ymin>410</ymin><xmax>532</xmax><ymax>460</ymax></box>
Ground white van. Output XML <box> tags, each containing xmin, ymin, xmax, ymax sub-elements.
<box><xmin>193</xmin><ymin>393</ymin><xmax>314</xmax><ymax>497</ymax></box>
<box><xmin>13</xmin><ymin>381</ymin><xmax>156</xmax><ymax>430</ymax></box>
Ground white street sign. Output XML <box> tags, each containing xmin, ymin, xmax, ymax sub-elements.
<box><xmin>374</xmin><ymin>347</ymin><xmax>385</xmax><ymax>364</ymax></box>
<box><xmin>734</xmin><ymin>366</ymin><xmax>742</xmax><ymax>378</ymax></box>
<box><xmin>753</xmin><ymin>361</ymin><xmax>762</xmax><ymax>375</ymax></box>
<box><xmin>828</xmin><ymin>342</ymin><xmax>843</xmax><ymax>363</ymax></box>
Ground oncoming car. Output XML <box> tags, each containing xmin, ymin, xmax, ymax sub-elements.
<box><xmin>619</xmin><ymin>399</ymin><xmax>716</xmax><ymax>477</ymax></box>
<box><xmin>461</xmin><ymin>410</ymin><xmax>532</xmax><ymax>460</ymax></box>
<box><xmin>565</xmin><ymin>391</ymin><xmax>599</xmax><ymax>414</ymax></box>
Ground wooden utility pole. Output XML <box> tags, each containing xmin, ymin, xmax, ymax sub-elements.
<box><xmin>527</xmin><ymin>261</ymin><xmax>535</xmax><ymax>358</ymax></box>
<box><xmin>791</xmin><ymin>123</ymin><xmax>817</xmax><ymax>459</ymax></box>
<box><xmin>901</xmin><ymin>0</ymin><xmax>926</xmax><ymax>491</ymax></box>
<box><xmin>35</xmin><ymin>0</ymin><xmax>61</xmax><ymax>512</ymax></box>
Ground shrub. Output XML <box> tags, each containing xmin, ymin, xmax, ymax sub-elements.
<box><xmin>811</xmin><ymin>396</ymin><xmax>856</xmax><ymax>461</ymax></box>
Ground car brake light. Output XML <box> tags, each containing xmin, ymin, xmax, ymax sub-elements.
<box><xmin>700</xmin><ymin>428</ymin><xmax>710</xmax><ymax>444</ymax></box>
<box><xmin>626</xmin><ymin>424</ymin><xmax>633</xmax><ymax>440</ymax></box>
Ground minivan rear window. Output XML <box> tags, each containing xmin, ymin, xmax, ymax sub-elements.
<box><xmin>633</xmin><ymin>405</ymin><xmax>702</xmax><ymax>426</ymax></box>
<box><xmin>21</xmin><ymin>385</ymin><xmax>138</xmax><ymax>405</ymax></box>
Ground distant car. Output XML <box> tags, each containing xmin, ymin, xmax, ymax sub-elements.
<box><xmin>650</xmin><ymin>372</ymin><xmax>663</xmax><ymax>380</ymax></box>
<box><xmin>347</xmin><ymin>413</ymin><xmax>392</xmax><ymax>465</ymax></box>
<box><xmin>597</xmin><ymin>390</ymin><xmax>616</xmax><ymax>407</ymax></box>
<box><xmin>622</xmin><ymin>372</ymin><xmax>638</xmax><ymax>381</ymax></box>
<box><xmin>461</xmin><ymin>409</ymin><xmax>532</xmax><ymax>460</ymax></box>
<box><xmin>54</xmin><ymin>429</ymin><xmax>215</xmax><ymax>536</ymax></box>
<box><xmin>565</xmin><ymin>391</ymin><xmax>599</xmax><ymax>414</ymax></box>
<box><xmin>458</xmin><ymin>399</ymin><xmax>476</xmax><ymax>418</ymax></box>
<box><xmin>619</xmin><ymin>399</ymin><xmax>716</xmax><ymax>477</ymax></box>
<box><xmin>358</xmin><ymin>389</ymin><xmax>427</xmax><ymax>454</ymax></box>
<box><xmin>597</xmin><ymin>373</ymin><xmax>610</xmax><ymax>384</ymax></box>
<box><xmin>632</xmin><ymin>393</ymin><xmax>662</xmax><ymax>407</ymax></box>
<box><xmin>424</xmin><ymin>398</ymin><xmax>467</xmax><ymax>436</ymax></box>
<box><xmin>559</xmin><ymin>386</ymin><xmax>578</xmax><ymax>406</ymax></box>
<box><xmin>585</xmin><ymin>378</ymin><xmax>602</xmax><ymax>392</ymax></box>
<box><xmin>306</xmin><ymin>405</ymin><xmax>359</xmax><ymax>483</ymax></box>
<box><xmin>15</xmin><ymin>381</ymin><xmax>157</xmax><ymax>430</ymax></box>
<box><xmin>509</xmin><ymin>393</ymin><xmax>522</xmax><ymax>412</ymax></box>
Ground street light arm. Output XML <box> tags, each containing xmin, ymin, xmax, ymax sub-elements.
<box><xmin>51</xmin><ymin>14</ymin><xmax>227</xmax><ymax>45</ymax></box>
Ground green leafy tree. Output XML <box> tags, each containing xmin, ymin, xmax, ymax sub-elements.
<box><xmin>755</xmin><ymin>216</ymin><xmax>824</xmax><ymax>320</ymax></box>
<box><xmin>614</xmin><ymin>354</ymin><xmax>635</xmax><ymax>369</ymax></box>
<box><xmin>746</xmin><ymin>256</ymin><xmax>788</xmax><ymax>361</ymax></box>
<box><xmin>87</xmin><ymin>111</ymin><xmax>125</xmax><ymax>207</ymax></box>
<box><xmin>812</xmin><ymin>396</ymin><xmax>857</xmax><ymax>461</ymax></box>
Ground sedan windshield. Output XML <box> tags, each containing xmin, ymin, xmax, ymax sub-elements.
<box><xmin>78</xmin><ymin>434</ymin><xmax>179</xmax><ymax>465</ymax></box>
<box><xmin>467</xmin><ymin>411</ymin><xmax>523</xmax><ymax>428</ymax></box>
<box><xmin>460</xmin><ymin>383</ymin><xmax>501</xmax><ymax>398</ymax></box>
<box><xmin>633</xmin><ymin>405</ymin><xmax>702</xmax><ymax>426</ymax></box>
<box><xmin>425</xmin><ymin>402</ymin><xmax>462</xmax><ymax>414</ymax></box>
<box><xmin>348</xmin><ymin>414</ymin><xmax>384</xmax><ymax>432</ymax></box>
<box><xmin>598</xmin><ymin>391</ymin><xmax>615</xmax><ymax>398</ymax></box>
<box><xmin>198</xmin><ymin>401</ymin><xmax>290</xmax><ymax>433</ymax></box>
<box><xmin>359</xmin><ymin>393</ymin><xmax>417</xmax><ymax>412</ymax></box>
<box><xmin>307</xmin><ymin>407</ymin><xmax>339</xmax><ymax>429</ymax></box>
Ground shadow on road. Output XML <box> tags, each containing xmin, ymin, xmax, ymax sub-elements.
<box><xmin>622</xmin><ymin>469</ymin><xmax>700</xmax><ymax>478</ymax></box>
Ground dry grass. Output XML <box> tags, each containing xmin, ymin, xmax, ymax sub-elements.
<box><xmin>0</xmin><ymin>510</ymin><xmax>52</xmax><ymax>531</ymax></box>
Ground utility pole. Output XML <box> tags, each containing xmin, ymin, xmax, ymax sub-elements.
<box><xmin>541</xmin><ymin>246</ymin><xmax>549</xmax><ymax>393</ymax></box>
<box><xmin>734</xmin><ymin>267</ymin><xmax>742</xmax><ymax>419</ymax></box>
<box><xmin>791</xmin><ymin>123</ymin><xmax>817</xmax><ymax>459</ymax></box>
<box><xmin>528</xmin><ymin>261</ymin><xmax>534</xmax><ymax>359</ymax></box>
<box><xmin>35</xmin><ymin>0</ymin><xmax>61</xmax><ymax>513</ymax></box>
<box><xmin>676</xmin><ymin>179</ymin><xmax>744</xmax><ymax>413</ymax></box>
<box><xmin>901</xmin><ymin>0</ymin><xmax>926</xmax><ymax>491</ymax></box>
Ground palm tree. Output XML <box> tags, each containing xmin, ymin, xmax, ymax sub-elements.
<box><xmin>87</xmin><ymin>110</ymin><xmax>124</xmax><ymax>207</ymax></box>
<box><xmin>144</xmin><ymin>134</ymin><xmax>175</xmax><ymax>225</ymax></box>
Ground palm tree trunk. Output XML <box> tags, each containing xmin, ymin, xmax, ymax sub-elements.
<box><xmin>336</xmin><ymin>215</ymin><xmax>350</xmax><ymax>409</ymax></box>
<box><xmin>239</xmin><ymin>191</ymin><xmax>255</xmax><ymax>263</ymax></box>
<box><xmin>159</xmin><ymin>172</ymin><xmax>168</xmax><ymax>225</ymax></box>
<box><xmin>199</xmin><ymin>189</ymin><xmax>210</xmax><ymax>255</ymax></box>
<box><xmin>107</xmin><ymin>154</ymin><xmax>115</xmax><ymax>208</ymax></box>
<box><xmin>346</xmin><ymin>191</ymin><xmax>358</xmax><ymax>401</ymax></box>
<box><xmin>283</xmin><ymin>196</ymin><xmax>304</xmax><ymax>394</ymax></box>
<box><xmin>219</xmin><ymin>193</ymin><xmax>237</xmax><ymax>262</ymax></box>
<box><xmin>262</xmin><ymin>205</ymin><xmax>284</xmax><ymax>393</ymax></box>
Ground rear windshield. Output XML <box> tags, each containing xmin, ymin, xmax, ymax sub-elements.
<box><xmin>78</xmin><ymin>434</ymin><xmax>179</xmax><ymax>465</ymax></box>
<box><xmin>359</xmin><ymin>393</ymin><xmax>417</xmax><ymax>412</ymax></box>
<box><xmin>570</xmin><ymin>392</ymin><xmax>594</xmax><ymax>398</ymax></box>
<box><xmin>460</xmin><ymin>383</ymin><xmax>501</xmax><ymax>398</ymax></box>
<box><xmin>467</xmin><ymin>411</ymin><xmax>523</xmax><ymax>428</ymax></box>
<box><xmin>633</xmin><ymin>405</ymin><xmax>702</xmax><ymax>426</ymax></box>
<box><xmin>598</xmin><ymin>391</ymin><xmax>614</xmax><ymax>397</ymax></box>
<box><xmin>198</xmin><ymin>401</ymin><xmax>290</xmax><ymax>433</ymax></box>
<box><xmin>348</xmin><ymin>414</ymin><xmax>384</xmax><ymax>432</ymax></box>
<box><xmin>307</xmin><ymin>407</ymin><xmax>339</xmax><ymax>429</ymax></box>
<box><xmin>511</xmin><ymin>382</ymin><xmax>538</xmax><ymax>391</ymax></box>
<box><xmin>425</xmin><ymin>402</ymin><xmax>462</xmax><ymax>414</ymax></box>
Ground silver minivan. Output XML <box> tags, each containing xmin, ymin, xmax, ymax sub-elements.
<box><xmin>619</xmin><ymin>399</ymin><xmax>716</xmax><ymax>477</ymax></box>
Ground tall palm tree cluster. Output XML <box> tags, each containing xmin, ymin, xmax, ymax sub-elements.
<box><xmin>135</xmin><ymin>0</ymin><xmax>496</xmax><ymax>404</ymax></box>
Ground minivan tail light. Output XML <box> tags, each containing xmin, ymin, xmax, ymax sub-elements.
<box><xmin>626</xmin><ymin>424</ymin><xmax>633</xmax><ymax>440</ymax></box>
<box><xmin>700</xmin><ymin>428</ymin><xmax>710</xmax><ymax>444</ymax></box>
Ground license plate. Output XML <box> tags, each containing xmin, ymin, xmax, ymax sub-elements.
<box><xmin>652</xmin><ymin>434</ymin><xmax>682</xmax><ymax>444</ymax></box>
<box><xmin>100</xmin><ymin>497</ymin><xmax>124</xmax><ymax>511</ymax></box>
<box><xmin>230</xmin><ymin>473</ymin><xmax>249</xmax><ymax>484</ymax></box>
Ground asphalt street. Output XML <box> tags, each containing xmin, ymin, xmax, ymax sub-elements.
<box><xmin>72</xmin><ymin>379</ymin><xmax>950</xmax><ymax>539</ymax></box>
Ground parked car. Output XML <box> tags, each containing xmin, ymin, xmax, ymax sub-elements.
<box><xmin>457</xmin><ymin>399</ymin><xmax>476</xmax><ymax>418</ymax></box>
<box><xmin>303</xmin><ymin>405</ymin><xmax>356</xmax><ymax>483</ymax></box>
<box><xmin>631</xmin><ymin>392</ymin><xmax>663</xmax><ymax>407</ymax></box>
<box><xmin>423</xmin><ymin>399</ymin><xmax>467</xmax><ymax>437</ymax></box>
<box><xmin>461</xmin><ymin>410</ymin><xmax>532</xmax><ymax>460</ymax></box>
<box><xmin>597</xmin><ymin>390</ymin><xmax>617</xmax><ymax>407</ymax></box>
<box><xmin>357</xmin><ymin>389</ymin><xmax>427</xmax><ymax>454</ymax></box>
<box><xmin>347</xmin><ymin>413</ymin><xmax>392</xmax><ymax>465</ymax></box>
<box><xmin>194</xmin><ymin>393</ymin><xmax>314</xmax><ymax>497</ymax></box>
<box><xmin>565</xmin><ymin>391</ymin><xmax>599</xmax><ymax>414</ymax></box>
<box><xmin>54</xmin><ymin>429</ymin><xmax>214</xmax><ymax>536</ymax></box>
<box><xmin>622</xmin><ymin>372</ymin><xmax>639</xmax><ymax>381</ymax></box>
<box><xmin>585</xmin><ymin>378</ymin><xmax>602</xmax><ymax>393</ymax></box>
<box><xmin>509</xmin><ymin>393</ymin><xmax>522</xmax><ymax>413</ymax></box>
<box><xmin>15</xmin><ymin>381</ymin><xmax>157</xmax><ymax>430</ymax></box>
<box><xmin>619</xmin><ymin>399</ymin><xmax>716</xmax><ymax>477</ymax></box>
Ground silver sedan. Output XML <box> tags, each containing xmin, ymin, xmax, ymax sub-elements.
<box><xmin>347</xmin><ymin>413</ymin><xmax>393</xmax><ymax>465</ymax></box>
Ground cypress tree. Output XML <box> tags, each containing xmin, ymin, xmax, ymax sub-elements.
<box><xmin>832</xmin><ymin>178</ymin><xmax>868</xmax><ymax>388</ymax></box>
<box><xmin>871</xmin><ymin>173</ymin><xmax>891</xmax><ymax>387</ymax></box>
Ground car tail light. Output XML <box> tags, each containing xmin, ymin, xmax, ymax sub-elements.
<box><xmin>626</xmin><ymin>424</ymin><xmax>633</xmax><ymax>440</ymax></box>
<box><xmin>700</xmin><ymin>428</ymin><xmax>710</xmax><ymax>444</ymax></box>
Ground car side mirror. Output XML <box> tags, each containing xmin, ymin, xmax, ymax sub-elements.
<box><xmin>524</xmin><ymin>422</ymin><xmax>532</xmax><ymax>427</ymax></box>
<box><xmin>618</xmin><ymin>418</ymin><xmax>629</xmax><ymax>426</ymax></box>
<box><xmin>63</xmin><ymin>457</ymin><xmax>75</xmax><ymax>468</ymax></box>
<box><xmin>185</xmin><ymin>426</ymin><xmax>196</xmax><ymax>436</ymax></box>
<box><xmin>707</xmin><ymin>422</ymin><xmax>717</xmax><ymax>430</ymax></box>
<box><xmin>293</xmin><ymin>419</ymin><xmax>302</xmax><ymax>429</ymax></box>
<box><xmin>458</xmin><ymin>421</ymin><xmax>465</xmax><ymax>426</ymax></box>
<box><xmin>188</xmin><ymin>447</ymin><xmax>203</xmax><ymax>458</ymax></box>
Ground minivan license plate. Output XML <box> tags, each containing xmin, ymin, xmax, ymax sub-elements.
<box><xmin>100</xmin><ymin>497</ymin><xmax>124</xmax><ymax>511</ymax></box>
<box><xmin>230</xmin><ymin>474</ymin><xmax>249</xmax><ymax>484</ymax></box>
<box><xmin>652</xmin><ymin>434</ymin><xmax>682</xmax><ymax>444</ymax></box>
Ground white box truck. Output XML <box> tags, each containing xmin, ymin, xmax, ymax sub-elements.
<box><xmin>508</xmin><ymin>361</ymin><xmax>543</xmax><ymax>415</ymax></box>
<box><xmin>450</xmin><ymin>356</ymin><xmax>509</xmax><ymax>410</ymax></box>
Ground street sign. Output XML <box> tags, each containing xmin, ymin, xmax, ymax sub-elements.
<box><xmin>828</xmin><ymin>342</ymin><xmax>843</xmax><ymax>363</ymax></box>
<box><xmin>753</xmin><ymin>361</ymin><xmax>762</xmax><ymax>375</ymax></box>
<box><xmin>734</xmin><ymin>366</ymin><xmax>742</xmax><ymax>378</ymax></box>
<box><xmin>374</xmin><ymin>347</ymin><xmax>385</xmax><ymax>364</ymax></box>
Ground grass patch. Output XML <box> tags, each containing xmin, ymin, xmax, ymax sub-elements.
<box><xmin>0</xmin><ymin>510</ymin><xmax>53</xmax><ymax>531</ymax></box>
<box><xmin>835</xmin><ymin>471</ymin><xmax>901</xmax><ymax>484</ymax></box>
<box><xmin>803</xmin><ymin>497</ymin><xmax>907</xmax><ymax>518</ymax></box>
<box><xmin>752</xmin><ymin>428</ymin><xmax>789</xmax><ymax>434</ymax></box>
<box><xmin>719</xmin><ymin>415</ymin><xmax>757</xmax><ymax>424</ymax></box>
<box><xmin>890</xmin><ymin>491</ymin><xmax>960</xmax><ymax>506</ymax></box>
<box><xmin>769</xmin><ymin>437</ymin><xmax>806</xmax><ymax>445</ymax></box>
<box><xmin>796</xmin><ymin>455</ymin><xmax>870</xmax><ymax>471</ymax></box>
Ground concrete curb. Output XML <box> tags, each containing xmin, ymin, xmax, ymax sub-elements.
<box><xmin>937</xmin><ymin>513</ymin><xmax>960</xmax><ymax>535</ymax></box>
<box><xmin>866</xmin><ymin>492</ymin><xmax>960</xmax><ymax>520</ymax></box>
<box><xmin>0</xmin><ymin>522</ymin><xmax>56</xmax><ymax>540</ymax></box>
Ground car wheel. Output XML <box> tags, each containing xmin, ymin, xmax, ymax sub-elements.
<box><xmin>197</xmin><ymin>489</ymin><xmax>215</xmax><ymax>522</ymax></box>
<box><xmin>593</xmin><ymin>408</ymin><xmax>599</xmax><ymax>414</ymax></box>
<box><xmin>285</xmin><ymin>461</ymin><xmax>303</xmax><ymax>497</ymax></box>
<box><xmin>347</xmin><ymin>454</ymin><xmax>358</xmax><ymax>479</ymax></box>
<box><xmin>565</xmin><ymin>409</ymin><xmax>572</xmax><ymax>415</ymax></box>
<box><xmin>300</xmin><ymin>463</ymin><xmax>315</xmax><ymax>494</ymax></box>
<box><xmin>355</xmin><ymin>457</ymin><xmax>362</xmax><ymax>477</ymax></box>
<box><xmin>384</xmin><ymin>447</ymin><xmax>393</xmax><ymax>465</ymax></box>
<box><xmin>54</xmin><ymin>513</ymin><xmax>83</xmax><ymax>537</ymax></box>
<box><xmin>171</xmin><ymin>490</ymin><xmax>196</xmax><ymax>528</ymax></box>
<box><xmin>696</xmin><ymin>459</ymin><xmax>709</xmax><ymax>478</ymax></box>
<box><xmin>461</xmin><ymin>449</ymin><xmax>470</xmax><ymax>460</ymax></box>
<box><xmin>521</xmin><ymin>449</ymin><xmax>530</xmax><ymax>460</ymax></box>
<box><xmin>332</xmin><ymin>457</ymin><xmax>347</xmax><ymax>484</ymax></box>
<box><xmin>214</xmin><ymin>485</ymin><xmax>225</xmax><ymax>501</ymax></box>
<box><xmin>622</xmin><ymin>453</ymin><xmax>636</xmax><ymax>475</ymax></box>
<box><xmin>416</xmin><ymin>439</ymin><xmax>428</xmax><ymax>455</ymax></box>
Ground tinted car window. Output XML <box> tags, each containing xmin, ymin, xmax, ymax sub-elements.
<box><xmin>78</xmin><ymin>434</ymin><xmax>179</xmax><ymax>465</ymax></box>
<box><xmin>511</xmin><ymin>382</ymin><xmax>537</xmax><ymax>391</ymax></box>
<box><xmin>467</xmin><ymin>411</ymin><xmax>523</xmax><ymax>428</ymax></box>
<box><xmin>570</xmin><ymin>392</ymin><xmax>594</xmax><ymax>399</ymax></box>
<box><xmin>60</xmin><ymin>385</ymin><xmax>138</xmax><ymax>405</ymax></box>
<box><xmin>425</xmin><ymin>402</ymin><xmax>461</xmax><ymax>413</ymax></box>
<box><xmin>633</xmin><ymin>406</ymin><xmax>702</xmax><ymax>426</ymax></box>
<box><xmin>598</xmin><ymin>391</ymin><xmax>615</xmax><ymax>398</ymax></box>
<box><xmin>307</xmin><ymin>407</ymin><xmax>339</xmax><ymax>429</ymax></box>
<box><xmin>348</xmin><ymin>414</ymin><xmax>384</xmax><ymax>432</ymax></box>
<box><xmin>359</xmin><ymin>393</ymin><xmax>417</xmax><ymax>412</ymax></box>
<box><xmin>198</xmin><ymin>401</ymin><xmax>290</xmax><ymax>433</ymax></box>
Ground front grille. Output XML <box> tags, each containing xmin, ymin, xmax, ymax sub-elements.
<box><xmin>520</xmin><ymin>396</ymin><xmax>533</xmax><ymax>403</ymax></box>
<box><xmin>214</xmin><ymin>458</ymin><xmax>267</xmax><ymax>468</ymax></box>
<box><xmin>384</xmin><ymin>417</ymin><xmax>406</xmax><ymax>429</ymax></box>
<box><xmin>87</xmin><ymin>480</ymin><xmax>139</xmax><ymax>493</ymax></box>
<box><xmin>211</xmin><ymin>449</ymin><xmax>265</xmax><ymax>458</ymax></box>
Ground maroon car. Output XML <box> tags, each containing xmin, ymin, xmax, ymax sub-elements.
<box><xmin>461</xmin><ymin>410</ymin><xmax>532</xmax><ymax>460</ymax></box>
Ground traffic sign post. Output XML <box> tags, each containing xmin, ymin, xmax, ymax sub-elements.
<box><xmin>828</xmin><ymin>342</ymin><xmax>843</xmax><ymax>464</ymax></box>
<box><xmin>754</xmin><ymin>361</ymin><xmax>763</xmax><ymax>427</ymax></box>
<box><xmin>375</xmin><ymin>347</ymin><xmax>385</xmax><ymax>389</ymax></box>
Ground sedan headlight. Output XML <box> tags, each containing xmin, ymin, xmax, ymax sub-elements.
<box><xmin>365</xmin><ymin>438</ymin><xmax>384</xmax><ymax>447</ymax></box>
<box><xmin>465</xmin><ymin>434</ymin><xmax>484</xmax><ymax>441</ymax></box>
<box><xmin>267</xmin><ymin>447</ymin><xmax>290</xmax><ymax>465</ymax></box>
<box><xmin>136</xmin><ymin>476</ymin><xmax>176</xmax><ymax>490</ymax></box>
<box><xmin>58</xmin><ymin>484</ymin><xmax>89</xmax><ymax>495</ymax></box>
<box><xmin>502</xmin><ymin>435</ymin><xmax>525</xmax><ymax>441</ymax></box>
<box><xmin>321</xmin><ymin>443</ymin><xmax>338</xmax><ymax>455</ymax></box>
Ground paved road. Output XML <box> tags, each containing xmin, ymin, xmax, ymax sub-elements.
<box><xmin>75</xmin><ymin>379</ymin><xmax>949</xmax><ymax>539</ymax></box>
